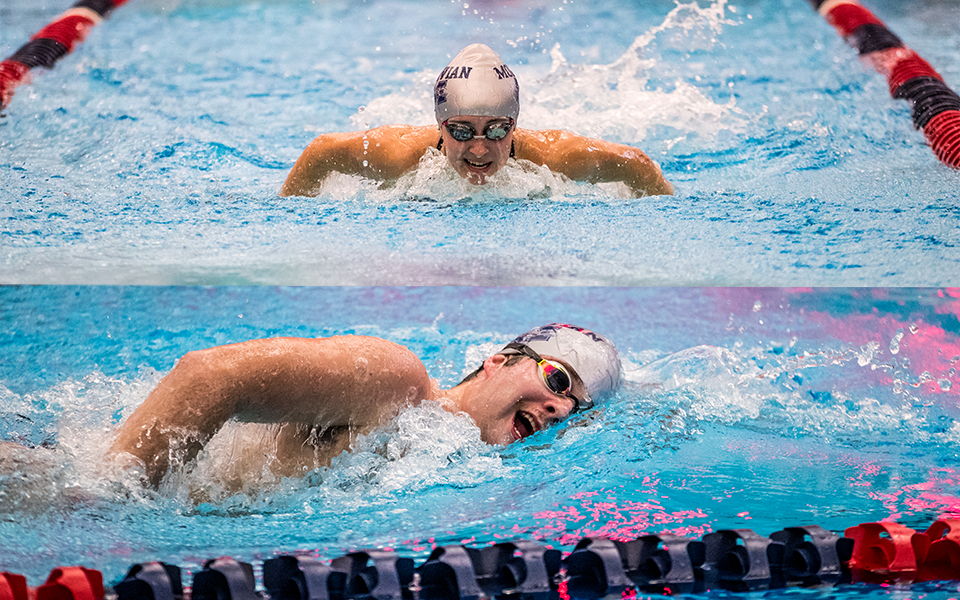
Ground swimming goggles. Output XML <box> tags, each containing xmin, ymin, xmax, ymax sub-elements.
<box><xmin>443</xmin><ymin>119</ymin><xmax>514</xmax><ymax>142</ymax></box>
<box><xmin>503</xmin><ymin>342</ymin><xmax>593</xmax><ymax>413</ymax></box>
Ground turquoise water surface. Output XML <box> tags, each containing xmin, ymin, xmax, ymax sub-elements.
<box><xmin>1</xmin><ymin>286</ymin><xmax>959</xmax><ymax>595</ymax></box>
<box><xmin>2</xmin><ymin>0</ymin><xmax>960</xmax><ymax>596</ymax></box>
<box><xmin>1</xmin><ymin>0</ymin><xmax>958</xmax><ymax>285</ymax></box>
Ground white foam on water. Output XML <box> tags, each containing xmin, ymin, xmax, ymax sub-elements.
<box><xmin>0</xmin><ymin>371</ymin><xmax>161</xmax><ymax>514</ymax></box>
<box><xmin>623</xmin><ymin>339</ymin><xmax>957</xmax><ymax>449</ymax></box>
<box><xmin>315</xmin><ymin>147</ymin><xmax>623</xmax><ymax>203</ymax></box>
<box><xmin>158</xmin><ymin>400</ymin><xmax>510</xmax><ymax>512</ymax></box>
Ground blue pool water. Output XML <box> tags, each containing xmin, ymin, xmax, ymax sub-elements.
<box><xmin>1</xmin><ymin>285</ymin><xmax>959</xmax><ymax>595</ymax></box>
<box><xmin>1</xmin><ymin>0</ymin><xmax>958</xmax><ymax>285</ymax></box>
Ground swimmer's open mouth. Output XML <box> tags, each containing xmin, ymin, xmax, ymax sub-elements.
<box><xmin>513</xmin><ymin>411</ymin><xmax>538</xmax><ymax>441</ymax></box>
<box><xmin>465</xmin><ymin>159</ymin><xmax>492</xmax><ymax>170</ymax></box>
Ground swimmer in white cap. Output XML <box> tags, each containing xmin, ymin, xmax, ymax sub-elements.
<box><xmin>105</xmin><ymin>323</ymin><xmax>620</xmax><ymax>487</ymax></box>
<box><xmin>281</xmin><ymin>43</ymin><xmax>672</xmax><ymax>196</ymax></box>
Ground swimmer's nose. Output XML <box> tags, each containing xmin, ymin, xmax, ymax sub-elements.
<box><xmin>467</xmin><ymin>137</ymin><xmax>490</xmax><ymax>156</ymax></box>
<box><xmin>542</xmin><ymin>394</ymin><xmax>574</xmax><ymax>421</ymax></box>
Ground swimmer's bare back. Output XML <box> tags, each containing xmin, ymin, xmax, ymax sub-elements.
<box><xmin>109</xmin><ymin>336</ymin><xmax>435</xmax><ymax>487</ymax></box>
<box><xmin>280</xmin><ymin>124</ymin><xmax>672</xmax><ymax>197</ymax></box>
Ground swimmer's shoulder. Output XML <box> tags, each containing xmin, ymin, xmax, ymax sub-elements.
<box><xmin>356</xmin><ymin>124</ymin><xmax>439</xmax><ymax>177</ymax></box>
<box><xmin>361</xmin><ymin>124</ymin><xmax>437</xmax><ymax>150</ymax></box>
<box><xmin>513</xmin><ymin>127</ymin><xmax>591</xmax><ymax>165</ymax></box>
<box><xmin>324</xmin><ymin>335</ymin><xmax>435</xmax><ymax>400</ymax></box>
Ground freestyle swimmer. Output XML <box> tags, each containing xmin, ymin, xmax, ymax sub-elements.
<box><xmin>281</xmin><ymin>44</ymin><xmax>673</xmax><ymax>197</ymax></box>
<box><xmin>108</xmin><ymin>323</ymin><xmax>621</xmax><ymax>488</ymax></box>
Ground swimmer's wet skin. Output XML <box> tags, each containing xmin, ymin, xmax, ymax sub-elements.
<box><xmin>109</xmin><ymin>323</ymin><xmax>621</xmax><ymax>488</ymax></box>
<box><xmin>280</xmin><ymin>44</ymin><xmax>672</xmax><ymax>197</ymax></box>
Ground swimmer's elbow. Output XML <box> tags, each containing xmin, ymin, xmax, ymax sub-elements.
<box><xmin>630</xmin><ymin>178</ymin><xmax>673</xmax><ymax>198</ymax></box>
<box><xmin>655</xmin><ymin>178</ymin><xmax>674</xmax><ymax>196</ymax></box>
<box><xmin>280</xmin><ymin>172</ymin><xmax>317</xmax><ymax>196</ymax></box>
<box><xmin>628</xmin><ymin>157</ymin><xmax>672</xmax><ymax>197</ymax></box>
<box><xmin>172</xmin><ymin>348</ymin><xmax>230</xmax><ymax>389</ymax></box>
<box><xmin>278</xmin><ymin>179</ymin><xmax>298</xmax><ymax>197</ymax></box>
<box><xmin>281</xmin><ymin>134</ymin><xmax>355</xmax><ymax>197</ymax></box>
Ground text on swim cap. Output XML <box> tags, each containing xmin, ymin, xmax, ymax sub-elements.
<box><xmin>493</xmin><ymin>64</ymin><xmax>515</xmax><ymax>80</ymax></box>
<box><xmin>438</xmin><ymin>66</ymin><xmax>474</xmax><ymax>80</ymax></box>
<box><xmin>436</xmin><ymin>64</ymin><xmax>515</xmax><ymax>81</ymax></box>
<box><xmin>435</xmin><ymin>80</ymin><xmax>447</xmax><ymax>105</ymax></box>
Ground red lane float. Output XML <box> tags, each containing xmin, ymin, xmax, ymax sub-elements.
<box><xmin>35</xmin><ymin>567</ymin><xmax>104</xmax><ymax>600</ymax></box>
<box><xmin>807</xmin><ymin>0</ymin><xmax>960</xmax><ymax>168</ymax></box>
<box><xmin>917</xmin><ymin>520</ymin><xmax>960</xmax><ymax>582</ymax></box>
<box><xmin>844</xmin><ymin>522</ymin><xmax>922</xmax><ymax>579</ymax></box>
<box><xmin>0</xmin><ymin>573</ymin><xmax>29</xmax><ymax>600</ymax></box>
<box><xmin>0</xmin><ymin>0</ymin><xmax>128</xmax><ymax>110</ymax></box>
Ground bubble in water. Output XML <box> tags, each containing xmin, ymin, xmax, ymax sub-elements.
<box><xmin>752</xmin><ymin>301</ymin><xmax>762</xmax><ymax>312</ymax></box>
<box><xmin>858</xmin><ymin>341</ymin><xmax>879</xmax><ymax>366</ymax></box>
<box><xmin>939</xmin><ymin>379</ymin><xmax>953</xmax><ymax>392</ymax></box>
<box><xmin>890</xmin><ymin>328</ymin><xmax>904</xmax><ymax>355</ymax></box>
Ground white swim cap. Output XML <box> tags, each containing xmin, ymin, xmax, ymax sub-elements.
<box><xmin>502</xmin><ymin>323</ymin><xmax>622</xmax><ymax>406</ymax></box>
<box><xmin>434</xmin><ymin>44</ymin><xmax>520</xmax><ymax>124</ymax></box>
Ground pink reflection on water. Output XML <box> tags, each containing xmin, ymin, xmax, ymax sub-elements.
<box><xmin>859</xmin><ymin>468</ymin><xmax>960</xmax><ymax>521</ymax></box>
<box><xmin>522</xmin><ymin>476</ymin><xmax>711</xmax><ymax>545</ymax></box>
<box><xmin>703</xmin><ymin>288</ymin><xmax>960</xmax><ymax>396</ymax></box>
<box><xmin>902</xmin><ymin>469</ymin><xmax>960</xmax><ymax>519</ymax></box>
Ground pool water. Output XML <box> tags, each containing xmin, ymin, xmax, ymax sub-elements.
<box><xmin>2</xmin><ymin>0</ymin><xmax>960</xmax><ymax>596</ymax></box>
<box><xmin>1</xmin><ymin>285</ymin><xmax>959</xmax><ymax>596</ymax></box>
<box><xmin>1</xmin><ymin>0</ymin><xmax>958</xmax><ymax>285</ymax></box>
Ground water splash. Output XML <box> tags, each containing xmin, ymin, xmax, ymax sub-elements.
<box><xmin>159</xmin><ymin>401</ymin><xmax>509</xmax><ymax>514</ymax></box>
<box><xmin>351</xmin><ymin>0</ymin><xmax>748</xmax><ymax>146</ymax></box>
<box><xmin>524</xmin><ymin>0</ymin><xmax>746</xmax><ymax>144</ymax></box>
<box><xmin>622</xmin><ymin>337</ymin><xmax>960</xmax><ymax>447</ymax></box>
<box><xmin>314</xmin><ymin>148</ymin><xmax>626</xmax><ymax>203</ymax></box>
<box><xmin>0</xmin><ymin>372</ymin><xmax>159</xmax><ymax>515</ymax></box>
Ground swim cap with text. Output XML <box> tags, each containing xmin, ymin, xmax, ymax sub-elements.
<box><xmin>434</xmin><ymin>43</ymin><xmax>520</xmax><ymax>124</ymax></box>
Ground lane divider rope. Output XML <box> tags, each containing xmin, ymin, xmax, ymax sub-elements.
<box><xmin>806</xmin><ymin>0</ymin><xmax>960</xmax><ymax>168</ymax></box>
<box><xmin>4</xmin><ymin>519</ymin><xmax>960</xmax><ymax>599</ymax></box>
<box><xmin>0</xmin><ymin>0</ymin><xmax>127</xmax><ymax>110</ymax></box>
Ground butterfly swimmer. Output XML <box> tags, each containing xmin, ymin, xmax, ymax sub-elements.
<box><xmin>281</xmin><ymin>44</ymin><xmax>673</xmax><ymax>197</ymax></box>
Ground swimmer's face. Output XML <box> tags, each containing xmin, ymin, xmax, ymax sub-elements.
<box><xmin>440</xmin><ymin>115</ymin><xmax>515</xmax><ymax>185</ymax></box>
<box><xmin>463</xmin><ymin>353</ymin><xmax>584</xmax><ymax>446</ymax></box>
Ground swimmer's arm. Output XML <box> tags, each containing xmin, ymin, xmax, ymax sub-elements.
<box><xmin>280</xmin><ymin>125</ymin><xmax>438</xmax><ymax>196</ymax></box>
<box><xmin>515</xmin><ymin>129</ymin><xmax>673</xmax><ymax>196</ymax></box>
<box><xmin>109</xmin><ymin>336</ymin><xmax>432</xmax><ymax>486</ymax></box>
